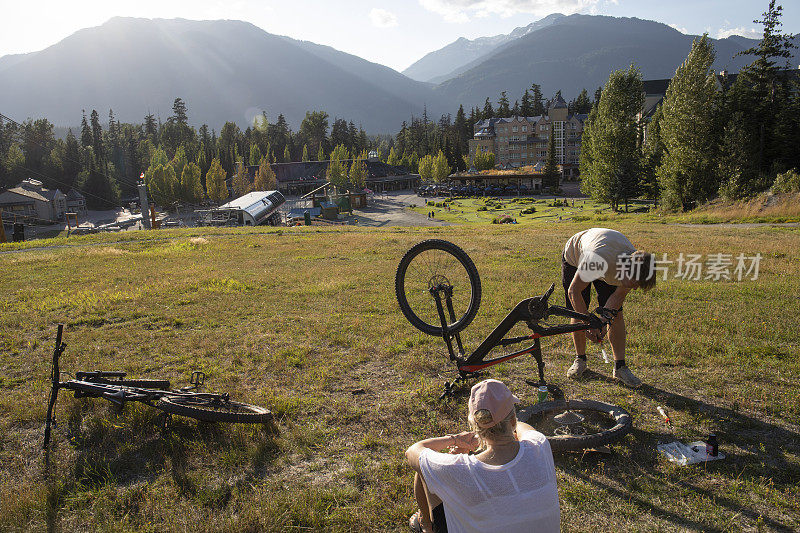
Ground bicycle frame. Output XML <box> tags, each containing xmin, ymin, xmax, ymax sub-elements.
<box><xmin>432</xmin><ymin>283</ymin><xmax>605</xmax><ymax>386</ymax></box>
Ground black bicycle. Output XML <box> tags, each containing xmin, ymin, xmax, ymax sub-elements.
<box><xmin>395</xmin><ymin>239</ymin><xmax>632</xmax><ymax>452</ymax></box>
<box><xmin>43</xmin><ymin>325</ymin><xmax>272</xmax><ymax>449</ymax></box>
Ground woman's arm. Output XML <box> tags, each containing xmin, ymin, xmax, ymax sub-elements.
<box><xmin>405</xmin><ymin>431</ymin><xmax>478</xmax><ymax>472</ymax></box>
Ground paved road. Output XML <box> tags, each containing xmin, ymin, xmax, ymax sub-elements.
<box><xmin>350</xmin><ymin>191</ymin><xmax>450</xmax><ymax>227</ymax></box>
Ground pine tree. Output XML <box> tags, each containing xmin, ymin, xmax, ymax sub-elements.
<box><xmin>317</xmin><ymin>145</ymin><xmax>325</xmax><ymax>161</ymax></box>
<box><xmin>578</xmin><ymin>105</ymin><xmax>597</xmax><ymax>192</ymax></box>
<box><xmin>580</xmin><ymin>66</ymin><xmax>644</xmax><ymax>210</ymax></box>
<box><xmin>482</xmin><ymin>98</ymin><xmax>494</xmax><ymax>119</ymax></box>
<box><xmin>387</xmin><ymin>146</ymin><xmax>401</xmax><ymax>166</ymax></box>
<box><xmin>170</xmin><ymin>146</ymin><xmax>188</xmax><ymax>200</ymax></box>
<box><xmin>80</xmin><ymin>110</ymin><xmax>92</xmax><ymax>148</ymax></box>
<box><xmin>497</xmin><ymin>92</ymin><xmax>511</xmax><ymax>117</ymax></box>
<box><xmin>326</xmin><ymin>144</ymin><xmax>349</xmax><ymax>190</ymax></box>
<box><xmin>531</xmin><ymin>84</ymin><xmax>545</xmax><ymax>116</ymax></box>
<box><xmin>254</xmin><ymin>156</ymin><xmax>277</xmax><ymax>191</ymax></box>
<box><xmin>249</xmin><ymin>143</ymin><xmax>262</xmax><ymax>166</ymax></box>
<box><xmin>574</xmin><ymin>89</ymin><xmax>592</xmax><ymax>114</ymax></box>
<box><xmin>181</xmin><ymin>162</ymin><xmax>204</xmax><ymax>204</ymax></box>
<box><xmin>657</xmin><ymin>35</ymin><xmax>719</xmax><ymax>210</ymax></box>
<box><xmin>283</xmin><ymin>145</ymin><xmax>291</xmax><ymax>163</ymax></box>
<box><xmin>521</xmin><ymin>89</ymin><xmax>533</xmax><ymax>117</ymax></box>
<box><xmin>718</xmin><ymin>112</ymin><xmax>760</xmax><ymax>199</ymax></box>
<box><xmin>543</xmin><ymin>123</ymin><xmax>560</xmax><ymax>190</ymax></box>
<box><xmin>302</xmin><ymin>144</ymin><xmax>309</xmax><ymax>162</ymax></box>
<box><xmin>640</xmin><ymin>104</ymin><xmax>664</xmax><ymax>201</ymax></box>
<box><xmin>205</xmin><ymin>158</ymin><xmax>229</xmax><ymax>204</ymax></box>
<box><xmin>349</xmin><ymin>154</ymin><xmax>368</xmax><ymax>190</ymax></box>
<box><xmin>232</xmin><ymin>161</ymin><xmax>251</xmax><ymax>197</ymax></box>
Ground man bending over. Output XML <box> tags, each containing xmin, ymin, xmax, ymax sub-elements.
<box><xmin>562</xmin><ymin>228</ymin><xmax>656</xmax><ymax>388</ymax></box>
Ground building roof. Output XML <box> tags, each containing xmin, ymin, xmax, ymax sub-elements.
<box><xmin>66</xmin><ymin>189</ymin><xmax>85</xmax><ymax>200</ymax></box>
<box><xmin>550</xmin><ymin>94</ymin><xmax>568</xmax><ymax>109</ymax></box>
<box><xmin>1</xmin><ymin>187</ymin><xmax>49</xmax><ymax>203</ymax></box>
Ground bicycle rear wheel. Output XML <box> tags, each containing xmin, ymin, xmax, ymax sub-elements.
<box><xmin>519</xmin><ymin>399</ymin><xmax>632</xmax><ymax>453</ymax></box>
<box><xmin>395</xmin><ymin>240</ymin><xmax>481</xmax><ymax>336</ymax></box>
<box><xmin>156</xmin><ymin>395</ymin><xmax>272</xmax><ymax>423</ymax></box>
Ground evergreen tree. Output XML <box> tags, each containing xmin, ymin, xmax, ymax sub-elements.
<box><xmin>232</xmin><ymin>161</ymin><xmax>251</xmax><ymax>197</ymax></box>
<box><xmin>543</xmin><ymin>123</ymin><xmax>560</xmax><ymax>190</ymax></box>
<box><xmin>531</xmin><ymin>84</ymin><xmax>545</xmax><ymax>116</ymax></box>
<box><xmin>283</xmin><ymin>145</ymin><xmax>291</xmax><ymax>163</ymax></box>
<box><xmin>640</xmin><ymin>104</ymin><xmax>664</xmax><ymax>200</ymax></box>
<box><xmin>80</xmin><ymin>110</ymin><xmax>92</xmax><ymax>148</ymax></box>
<box><xmin>249</xmin><ymin>143</ymin><xmax>262</xmax><ymax>166</ymax></box>
<box><xmin>89</xmin><ymin>110</ymin><xmax>103</xmax><ymax>162</ymax></box>
<box><xmin>657</xmin><ymin>35</ymin><xmax>720</xmax><ymax>210</ymax></box>
<box><xmin>349</xmin><ymin>154</ymin><xmax>368</xmax><ymax>189</ymax></box>
<box><xmin>181</xmin><ymin>162</ymin><xmax>204</xmax><ymax>204</ymax></box>
<box><xmin>718</xmin><ymin>112</ymin><xmax>760</xmax><ymax>199</ymax></box>
<box><xmin>302</xmin><ymin>144</ymin><xmax>310</xmax><ymax>162</ymax></box>
<box><xmin>497</xmin><ymin>92</ymin><xmax>511</xmax><ymax>117</ymax></box>
<box><xmin>170</xmin><ymin>145</ymin><xmax>188</xmax><ymax>198</ymax></box>
<box><xmin>63</xmin><ymin>130</ymin><xmax>83</xmax><ymax>190</ymax></box>
<box><xmin>482</xmin><ymin>98</ymin><xmax>494</xmax><ymax>119</ymax></box>
<box><xmin>326</xmin><ymin>144</ymin><xmax>349</xmax><ymax>190</ymax></box>
<box><xmin>254</xmin><ymin>156</ymin><xmax>277</xmax><ymax>191</ymax></box>
<box><xmin>574</xmin><ymin>89</ymin><xmax>592</xmax><ymax>114</ymax></box>
<box><xmin>387</xmin><ymin>146</ymin><xmax>401</xmax><ymax>166</ymax></box>
<box><xmin>521</xmin><ymin>89</ymin><xmax>533</xmax><ymax>117</ymax></box>
<box><xmin>205</xmin><ymin>158</ymin><xmax>228</xmax><ymax>204</ymax></box>
<box><xmin>578</xmin><ymin>105</ymin><xmax>597</xmax><ymax>188</ymax></box>
<box><xmin>580</xmin><ymin>66</ymin><xmax>644</xmax><ymax>210</ymax></box>
<box><xmin>317</xmin><ymin>145</ymin><xmax>325</xmax><ymax>161</ymax></box>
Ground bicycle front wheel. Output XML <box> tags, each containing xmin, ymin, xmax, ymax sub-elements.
<box><xmin>156</xmin><ymin>395</ymin><xmax>272</xmax><ymax>423</ymax></box>
<box><xmin>395</xmin><ymin>240</ymin><xmax>481</xmax><ymax>336</ymax></box>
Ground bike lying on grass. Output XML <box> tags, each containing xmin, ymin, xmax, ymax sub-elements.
<box><xmin>43</xmin><ymin>325</ymin><xmax>272</xmax><ymax>449</ymax></box>
<box><xmin>395</xmin><ymin>239</ymin><xmax>632</xmax><ymax>452</ymax></box>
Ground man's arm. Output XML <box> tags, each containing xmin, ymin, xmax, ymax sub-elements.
<box><xmin>603</xmin><ymin>287</ymin><xmax>630</xmax><ymax>313</ymax></box>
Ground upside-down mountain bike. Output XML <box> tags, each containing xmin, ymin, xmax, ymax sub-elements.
<box><xmin>395</xmin><ymin>239</ymin><xmax>632</xmax><ymax>452</ymax></box>
<box><xmin>43</xmin><ymin>325</ymin><xmax>272</xmax><ymax>449</ymax></box>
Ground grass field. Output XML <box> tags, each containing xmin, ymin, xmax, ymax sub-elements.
<box><xmin>1</xmin><ymin>222</ymin><xmax>799</xmax><ymax>531</ymax></box>
<box><xmin>410</xmin><ymin>191</ymin><xmax>800</xmax><ymax>225</ymax></box>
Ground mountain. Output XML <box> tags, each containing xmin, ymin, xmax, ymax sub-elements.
<box><xmin>402</xmin><ymin>13</ymin><xmax>564</xmax><ymax>83</ymax></box>
<box><xmin>0</xmin><ymin>17</ymin><xmax>447</xmax><ymax>133</ymax></box>
<box><xmin>434</xmin><ymin>14</ymin><xmax>799</xmax><ymax>108</ymax></box>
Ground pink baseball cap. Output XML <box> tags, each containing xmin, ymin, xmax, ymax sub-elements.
<box><xmin>468</xmin><ymin>379</ymin><xmax>520</xmax><ymax>428</ymax></box>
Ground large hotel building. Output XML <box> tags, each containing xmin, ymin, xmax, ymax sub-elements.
<box><xmin>468</xmin><ymin>95</ymin><xmax>587</xmax><ymax>179</ymax></box>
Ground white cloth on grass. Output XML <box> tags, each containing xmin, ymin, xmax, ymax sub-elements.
<box><xmin>419</xmin><ymin>430</ymin><xmax>560</xmax><ymax>533</ymax></box>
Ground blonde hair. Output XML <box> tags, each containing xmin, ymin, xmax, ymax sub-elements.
<box><xmin>468</xmin><ymin>408</ymin><xmax>517</xmax><ymax>448</ymax></box>
<box><xmin>632</xmin><ymin>250</ymin><xmax>656</xmax><ymax>292</ymax></box>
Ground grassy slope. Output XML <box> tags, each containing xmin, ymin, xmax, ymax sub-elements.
<box><xmin>1</xmin><ymin>223</ymin><xmax>799</xmax><ymax>531</ymax></box>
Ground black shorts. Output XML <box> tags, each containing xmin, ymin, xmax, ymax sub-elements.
<box><xmin>561</xmin><ymin>255</ymin><xmax>621</xmax><ymax>312</ymax></box>
<box><xmin>432</xmin><ymin>503</ymin><xmax>448</xmax><ymax>533</ymax></box>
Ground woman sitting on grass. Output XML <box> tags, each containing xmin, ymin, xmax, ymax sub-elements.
<box><xmin>405</xmin><ymin>379</ymin><xmax>560</xmax><ymax>533</ymax></box>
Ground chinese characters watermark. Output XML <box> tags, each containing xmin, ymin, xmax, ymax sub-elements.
<box><xmin>615</xmin><ymin>253</ymin><xmax>762</xmax><ymax>282</ymax></box>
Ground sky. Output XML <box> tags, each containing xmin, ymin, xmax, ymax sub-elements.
<box><xmin>1</xmin><ymin>0</ymin><xmax>797</xmax><ymax>72</ymax></box>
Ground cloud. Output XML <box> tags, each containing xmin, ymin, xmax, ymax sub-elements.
<box><xmin>668</xmin><ymin>23</ymin><xmax>688</xmax><ymax>34</ymax></box>
<box><xmin>715</xmin><ymin>26</ymin><xmax>761</xmax><ymax>40</ymax></box>
<box><xmin>369</xmin><ymin>8</ymin><xmax>399</xmax><ymax>28</ymax></box>
<box><xmin>419</xmin><ymin>0</ymin><xmax>600</xmax><ymax>23</ymax></box>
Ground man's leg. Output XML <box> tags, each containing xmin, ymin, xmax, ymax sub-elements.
<box><xmin>607</xmin><ymin>309</ymin><xmax>626</xmax><ymax>361</ymax></box>
<box><xmin>595</xmin><ymin>284</ymin><xmax>640</xmax><ymax>387</ymax></box>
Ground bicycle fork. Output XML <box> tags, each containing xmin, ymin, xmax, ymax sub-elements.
<box><xmin>43</xmin><ymin>324</ymin><xmax>66</xmax><ymax>449</ymax></box>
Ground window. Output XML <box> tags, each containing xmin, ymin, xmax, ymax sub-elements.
<box><xmin>512</xmin><ymin>126</ymin><xmax>518</xmax><ymax>132</ymax></box>
<box><xmin>522</xmin><ymin>126</ymin><xmax>527</xmax><ymax>132</ymax></box>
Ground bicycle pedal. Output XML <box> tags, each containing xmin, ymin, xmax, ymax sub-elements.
<box><xmin>190</xmin><ymin>371</ymin><xmax>205</xmax><ymax>388</ymax></box>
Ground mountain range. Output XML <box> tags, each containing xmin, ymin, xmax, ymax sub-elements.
<box><xmin>0</xmin><ymin>15</ymin><xmax>797</xmax><ymax>134</ymax></box>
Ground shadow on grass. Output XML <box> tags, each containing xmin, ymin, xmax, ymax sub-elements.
<box><xmin>555</xmin><ymin>372</ymin><xmax>799</xmax><ymax>531</ymax></box>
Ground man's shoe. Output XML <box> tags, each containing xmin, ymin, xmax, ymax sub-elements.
<box><xmin>613</xmin><ymin>365</ymin><xmax>642</xmax><ymax>388</ymax></box>
<box><xmin>566</xmin><ymin>357</ymin><xmax>587</xmax><ymax>379</ymax></box>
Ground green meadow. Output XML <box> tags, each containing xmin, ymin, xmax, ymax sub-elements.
<box><xmin>1</xmin><ymin>222</ymin><xmax>798</xmax><ymax>531</ymax></box>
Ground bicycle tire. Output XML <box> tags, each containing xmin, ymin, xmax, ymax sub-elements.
<box><xmin>520</xmin><ymin>399</ymin><xmax>632</xmax><ymax>453</ymax></box>
<box><xmin>395</xmin><ymin>240</ymin><xmax>481</xmax><ymax>336</ymax></box>
<box><xmin>156</xmin><ymin>396</ymin><xmax>272</xmax><ymax>423</ymax></box>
